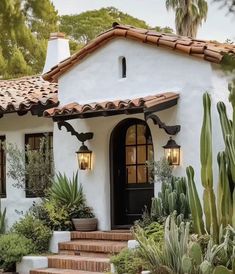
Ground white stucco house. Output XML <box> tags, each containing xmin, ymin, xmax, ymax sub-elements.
<box><xmin>0</xmin><ymin>23</ymin><xmax>235</xmax><ymax>230</ymax></box>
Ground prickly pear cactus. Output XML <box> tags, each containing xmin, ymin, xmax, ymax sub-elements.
<box><xmin>212</xmin><ymin>265</ymin><xmax>232</xmax><ymax>274</ymax></box>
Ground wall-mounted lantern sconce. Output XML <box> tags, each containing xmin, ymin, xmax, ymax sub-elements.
<box><xmin>76</xmin><ymin>143</ymin><xmax>92</xmax><ymax>170</ymax></box>
<box><xmin>163</xmin><ymin>137</ymin><xmax>180</xmax><ymax>166</ymax></box>
<box><xmin>57</xmin><ymin>121</ymin><xmax>94</xmax><ymax>170</ymax></box>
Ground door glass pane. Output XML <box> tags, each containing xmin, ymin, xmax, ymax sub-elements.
<box><xmin>148</xmin><ymin>145</ymin><xmax>154</xmax><ymax>161</ymax></box>
<box><xmin>137</xmin><ymin>145</ymin><xmax>146</xmax><ymax>164</ymax></box>
<box><xmin>137</xmin><ymin>166</ymin><xmax>147</xmax><ymax>183</ymax></box>
<box><xmin>127</xmin><ymin>166</ymin><xmax>136</xmax><ymax>184</ymax></box>
<box><xmin>126</xmin><ymin>125</ymin><xmax>136</xmax><ymax>145</ymax></box>
<box><xmin>137</xmin><ymin>125</ymin><xmax>146</xmax><ymax>144</ymax></box>
<box><xmin>126</xmin><ymin>147</ymin><xmax>136</xmax><ymax>165</ymax></box>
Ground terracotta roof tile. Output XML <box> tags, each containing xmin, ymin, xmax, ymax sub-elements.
<box><xmin>0</xmin><ymin>76</ymin><xmax>58</xmax><ymax>117</ymax></box>
<box><xmin>44</xmin><ymin>92</ymin><xmax>179</xmax><ymax>118</ymax></box>
<box><xmin>42</xmin><ymin>23</ymin><xmax>235</xmax><ymax>83</ymax></box>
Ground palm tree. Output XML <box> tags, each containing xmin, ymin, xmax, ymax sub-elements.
<box><xmin>166</xmin><ymin>0</ymin><xmax>208</xmax><ymax>38</ymax></box>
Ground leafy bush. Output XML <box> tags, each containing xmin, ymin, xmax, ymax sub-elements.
<box><xmin>148</xmin><ymin>157</ymin><xmax>173</xmax><ymax>183</ymax></box>
<box><xmin>0</xmin><ymin>233</ymin><xmax>34</xmax><ymax>271</ymax></box>
<box><xmin>12</xmin><ymin>214</ymin><xmax>52</xmax><ymax>253</ymax></box>
<box><xmin>42</xmin><ymin>199</ymin><xmax>72</xmax><ymax>231</ymax></box>
<box><xmin>70</xmin><ymin>205</ymin><xmax>95</xmax><ymax>219</ymax></box>
<box><xmin>110</xmin><ymin>248</ymin><xmax>148</xmax><ymax>274</ymax></box>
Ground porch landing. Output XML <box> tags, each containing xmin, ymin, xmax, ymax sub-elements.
<box><xmin>30</xmin><ymin>230</ymin><xmax>133</xmax><ymax>274</ymax></box>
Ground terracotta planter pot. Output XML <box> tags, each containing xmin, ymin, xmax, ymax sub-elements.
<box><xmin>72</xmin><ymin>218</ymin><xmax>98</xmax><ymax>231</ymax></box>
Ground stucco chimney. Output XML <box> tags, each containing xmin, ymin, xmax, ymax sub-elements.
<box><xmin>43</xmin><ymin>32</ymin><xmax>70</xmax><ymax>74</ymax></box>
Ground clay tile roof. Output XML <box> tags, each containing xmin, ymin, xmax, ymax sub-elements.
<box><xmin>44</xmin><ymin>92</ymin><xmax>179</xmax><ymax>119</ymax></box>
<box><xmin>0</xmin><ymin>75</ymin><xmax>58</xmax><ymax>117</ymax></box>
<box><xmin>42</xmin><ymin>23</ymin><xmax>235</xmax><ymax>83</ymax></box>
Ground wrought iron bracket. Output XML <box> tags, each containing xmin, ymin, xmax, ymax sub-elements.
<box><xmin>57</xmin><ymin>121</ymin><xmax>94</xmax><ymax>144</ymax></box>
<box><xmin>144</xmin><ymin>113</ymin><xmax>181</xmax><ymax>135</ymax></box>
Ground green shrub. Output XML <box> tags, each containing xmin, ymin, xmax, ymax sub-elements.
<box><xmin>0</xmin><ymin>233</ymin><xmax>34</xmax><ymax>271</ymax></box>
<box><xmin>110</xmin><ymin>248</ymin><xmax>147</xmax><ymax>274</ymax></box>
<box><xmin>12</xmin><ymin>214</ymin><xmax>52</xmax><ymax>253</ymax></box>
<box><xmin>42</xmin><ymin>199</ymin><xmax>72</xmax><ymax>231</ymax></box>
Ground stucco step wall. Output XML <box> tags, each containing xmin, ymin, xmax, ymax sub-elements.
<box><xmin>48</xmin><ymin>255</ymin><xmax>110</xmax><ymax>272</ymax></box>
<box><xmin>30</xmin><ymin>268</ymin><xmax>103</xmax><ymax>274</ymax></box>
<box><xmin>71</xmin><ymin>231</ymin><xmax>133</xmax><ymax>241</ymax></box>
<box><xmin>59</xmin><ymin>239</ymin><xmax>127</xmax><ymax>254</ymax></box>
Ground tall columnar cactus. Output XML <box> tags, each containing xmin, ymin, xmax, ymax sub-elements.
<box><xmin>217</xmin><ymin>82</ymin><xmax>235</xmax><ymax>228</ymax></box>
<box><xmin>200</xmin><ymin>92</ymin><xmax>219</xmax><ymax>242</ymax></box>
<box><xmin>186</xmin><ymin>166</ymin><xmax>206</xmax><ymax>235</ymax></box>
<box><xmin>217</xmin><ymin>152</ymin><xmax>232</xmax><ymax>228</ymax></box>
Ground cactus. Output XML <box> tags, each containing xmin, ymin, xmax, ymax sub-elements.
<box><xmin>188</xmin><ymin>242</ymin><xmax>203</xmax><ymax>265</ymax></box>
<box><xmin>186</xmin><ymin>166</ymin><xmax>206</xmax><ymax>235</ymax></box>
<box><xmin>217</xmin><ymin>82</ymin><xmax>235</xmax><ymax>229</ymax></box>
<box><xmin>200</xmin><ymin>92</ymin><xmax>219</xmax><ymax>243</ymax></box>
<box><xmin>217</xmin><ymin>152</ymin><xmax>232</xmax><ymax>228</ymax></box>
<box><xmin>151</xmin><ymin>177</ymin><xmax>190</xmax><ymax>223</ymax></box>
<box><xmin>212</xmin><ymin>265</ymin><xmax>232</xmax><ymax>274</ymax></box>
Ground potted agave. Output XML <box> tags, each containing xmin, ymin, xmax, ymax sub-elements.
<box><xmin>49</xmin><ymin>172</ymin><xmax>98</xmax><ymax>231</ymax></box>
<box><xmin>71</xmin><ymin>205</ymin><xmax>98</xmax><ymax>231</ymax></box>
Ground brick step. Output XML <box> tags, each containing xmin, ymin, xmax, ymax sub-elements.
<box><xmin>59</xmin><ymin>251</ymin><xmax>109</xmax><ymax>258</ymax></box>
<box><xmin>71</xmin><ymin>231</ymin><xmax>133</xmax><ymax>241</ymax></box>
<box><xmin>48</xmin><ymin>255</ymin><xmax>110</xmax><ymax>272</ymax></box>
<box><xmin>59</xmin><ymin>240</ymin><xmax>127</xmax><ymax>254</ymax></box>
<box><xmin>30</xmin><ymin>268</ymin><xmax>103</xmax><ymax>274</ymax></box>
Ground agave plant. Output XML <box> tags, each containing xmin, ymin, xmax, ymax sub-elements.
<box><xmin>48</xmin><ymin>172</ymin><xmax>85</xmax><ymax>209</ymax></box>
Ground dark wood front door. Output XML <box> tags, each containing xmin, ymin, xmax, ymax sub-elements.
<box><xmin>110</xmin><ymin>119</ymin><xmax>154</xmax><ymax>228</ymax></box>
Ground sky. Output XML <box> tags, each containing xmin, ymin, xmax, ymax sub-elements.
<box><xmin>52</xmin><ymin>0</ymin><xmax>235</xmax><ymax>42</ymax></box>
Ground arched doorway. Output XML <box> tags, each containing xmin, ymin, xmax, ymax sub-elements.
<box><xmin>110</xmin><ymin>118</ymin><xmax>154</xmax><ymax>228</ymax></box>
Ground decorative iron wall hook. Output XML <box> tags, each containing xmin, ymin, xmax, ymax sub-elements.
<box><xmin>144</xmin><ymin>113</ymin><xmax>181</xmax><ymax>135</ymax></box>
<box><xmin>57</xmin><ymin>121</ymin><xmax>94</xmax><ymax>143</ymax></box>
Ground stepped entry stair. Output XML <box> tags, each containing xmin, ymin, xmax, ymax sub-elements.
<box><xmin>30</xmin><ymin>230</ymin><xmax>133</xmax><ymax>274</ymax></box>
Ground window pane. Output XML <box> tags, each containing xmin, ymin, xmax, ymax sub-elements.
<box><xmin>126</xmin><ymin>125</ymin><xmax>136</xmax><ymax>145</ymax></box>
<box><xmin>126</xmin><ymin>147</ymin><xmax>136</xmax><ymax>165</ymax></box>
<box><xmin>127</xmin><ymin>166</ymin><xmax>136</xmax><ymax>184</ymax></box>
<box><xmin>34</xmin><ymin>137</ymin><xmax>41</xmax><ymax>149</ymax></box>
<box><xmin>137</xmin><ymin>166</ymin><xmax>147</xmax><ymax>183</ymax></box>
<box><xmin>137</xmin><ymin>145</ymin><xmax>146</xmax><ymax>164</ymax></box>
<box><xmin>27</xmin><ymin>137</ymin><xmax>34</xmax><ymax>149</ymax></box>
<box><xmin>148</xmin><ymin>145</ymin><xmax>154</xmax><ymax>161</ymax></box>
<box><xmin>137</xmin><ymin>125</ymin><xmax>146</xmax><ymax>144</ymax></box>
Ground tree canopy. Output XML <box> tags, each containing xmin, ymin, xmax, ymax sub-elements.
<box><xmin>0</xmin><ymin>0</ymin><xmax>58</xmax><ymax>79</ymax></box>
<box><xmin>59</xmin><ymin>7</ymin><xmax>173</xmax><ymax>52</ymax></box>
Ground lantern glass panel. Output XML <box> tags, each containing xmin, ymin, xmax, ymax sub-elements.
<box><xmin>77</xmin><ymin>151</ymin><xmax>92</xmax><ymax>170</ymax></box>
<box><xmin>165</xmin><ymin>147</ymin><xmax>180</xmax><ymax>165</ymax></box>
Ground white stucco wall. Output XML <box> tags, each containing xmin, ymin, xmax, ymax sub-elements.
<box><xmin>0</xmin><ymin>113</ymin><xmax>53</xmax><ymax>228</ymax></box>
<box><xmin>54</xmin><ymin>38</ymin><xmax>232</xmax><ymax>230</ymax></box>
